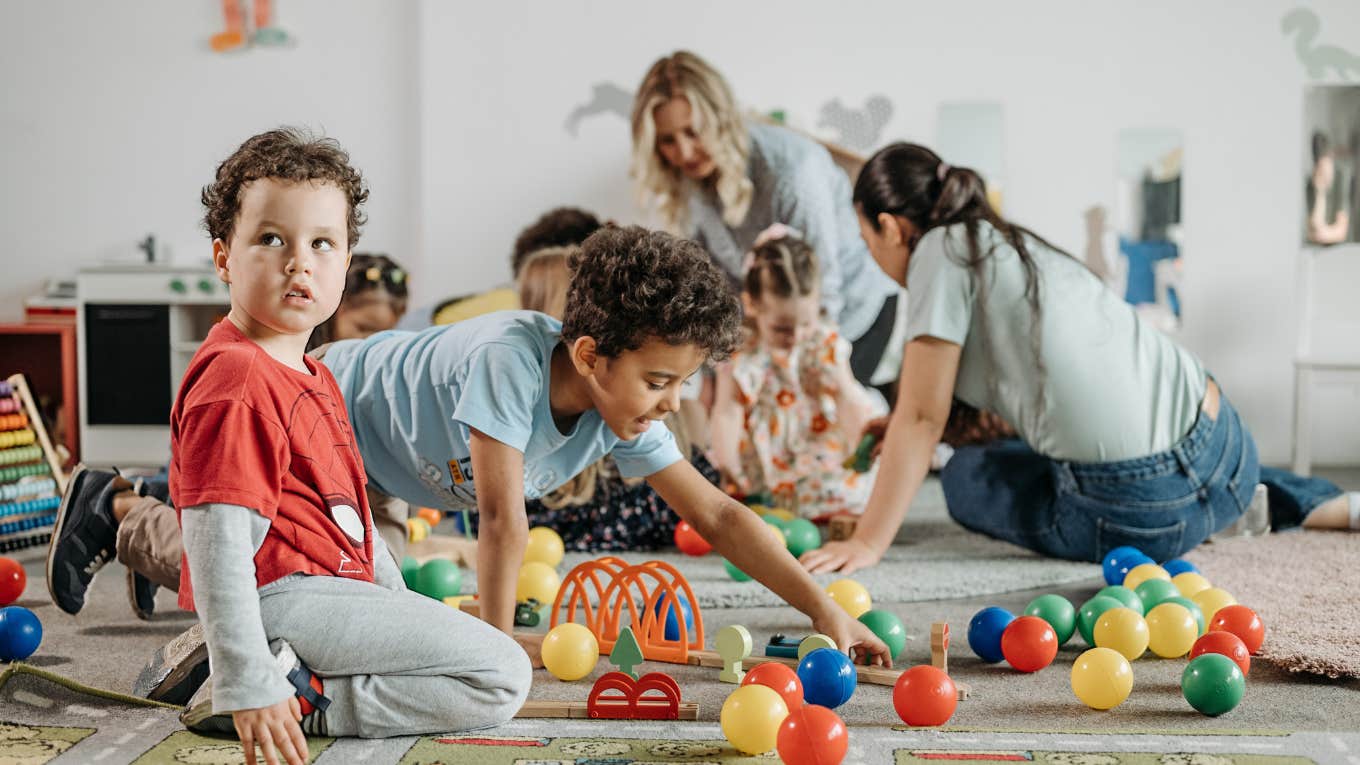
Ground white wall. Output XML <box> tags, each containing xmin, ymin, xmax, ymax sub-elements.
<box><xmin>420</xmin><ymin>0</ymin><xmax>1360</xmax><ymax>465</ymax></box>
<box><xmin>0</xmin><ymin>0</ymin><xmax>421</xmax><ymax>306</ymax></box>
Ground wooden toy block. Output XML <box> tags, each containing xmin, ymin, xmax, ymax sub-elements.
<box><xmin>609</xmin><ymin>626</ymin><xmax>644</xmax><ymax>679</ymax></box>
<box><xmin>797</xmin><ymin>634</ymin><xmax>838</xmax><ymax>660</ymax></box>
<box><xmin>517</xmin><ymin>698</ymin><xmax>699</xmax><ymax>720</ymax></box>
<box><xmin>930</xmin><ymin>622</ymin><xmax>949</xmax><ymax>673</ymax></box>
<box><xmin>408</xmin><ymin>533</ymin><xmax>479</xmax><ymax>570</ymax></box>
<box><xmin>715</xmin><ymin>625</ymin><xmax>752</xmax><ymax>683</ymax></box>
<box><xmin>828</xmin><ymin>514</ymin><xmax>858</xmax><ymax>541</ymax></box>
<box><xmin>764</xmin><ymin>633</ymin><xmax>802</xmax><ymax>658</ymax></box>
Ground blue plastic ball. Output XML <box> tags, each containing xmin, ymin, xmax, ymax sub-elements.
<box><xmin>796</xmin><ymin>647</ymin><xmax>857</xmax><ymax>708</ymax></box>
<box><xmin>0</xmin><ymin>606</ymin><xmax>42</xmax><ymax>661</ymax></box>
<box><xmin>1102</xmin><ymin>546</ymin><xmax>1153</xmax><ymax>586</ymax></box>
<box><xmin>652</xmin><ymin>592</ymin><xmax>694</xmax><ymax>641</ymax></box>
<box><xmin>1162</xmin><ymin>559</ymin><xmax>1199</xmax><ymax>577</ymax></box>
<box><xmin>967</xmin><ymin>606</ymin><xmax>1015</xmax><ymax>663</ymax></box>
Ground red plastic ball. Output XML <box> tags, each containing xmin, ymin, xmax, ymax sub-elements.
<box><xmin>0</xmin><ymin>557</ymin><xmax>24</xmax><ymax>607</ymax></box>
<box><xmin>1000</xmin><ymin>615</ymin><xmax>1059</xmax><ymax>672</ymax></box>
<box><xmin>1208</xmin><ymin>604</ymin><xmax>1265</xmax><ymax>655</ymax></box>
<box><xmin>892</xmin><ymin>665</ymin><xmax>958</xmax><ymax>727</ymax></box>
<box><xmin>1191</xmin><ymin>630</ymin><xmax>1251</xmax><ymax>676</ymax></box>
<box><xmin>673</xmin><ymin>520</ymin><xmax>713</xmax><ymax>556</ymax></box>
<box><xmin>741</xmin><ymin>661</ymin><xmax>803</xmax><ymax>710</ymax></box>
<box><xmin>777</xmin><ymin>703</ymin><xmax>848</xmax><ymax>765</ymax></box>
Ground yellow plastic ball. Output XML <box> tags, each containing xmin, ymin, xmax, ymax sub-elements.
<box><xmin>525</xmin><ymin>526</ymin><xmax>565</xmax><ymax>568</ymax></box>
<box><xmin>1122</xmin><ymin>562</ymin><xmax>1171</xmax><ymax>592</ymax></box>
<box><xmin>1172</xmin><ymin>571</ymin><xmax>1212</xmax><ymax>598</ymax></box>
<box><xmin>1145</xmin><ymin>602</ymin><xmax>1199</xmax><ymax>658</ymax></box>
<box><xmin>406</xmin><ymin>517</ymin><xmax>431</xmax><ymax>543</ymax></box>
<box><xmin>517</xmin><ymin>561</ymin><xmax>562</xmax><ymax>604</ymax></box>
<box><xmin>765</xmin><ymin>507</ymin><xmax>796</xmax><ymax>523</ymax></box>
<box><xmin>540</xmin><ymin>623</ymin><xmax>599</xmax><ymax>681</ymax></box>
<box><xmin>1071</xmin><ymin>646</ymin><xmax>1134</xmax><ymax>710</ymax></box>
<box><xmin>1093</xmin><ymin>607</ymin><xmax>1149</xmax><ymax>661</ymax></box>
<box><xmin>826</xmin><ymin>578</ymin><xmax>872</xmax><ymax>619</ymax></box>
<box><xmin>720</xmin><ymin>684</ymin><xmax>789</xmax><ymax>754</ymax></box>
<box><xmin>1191</xmin><ymin>587</ymin><xmax>1237</xmax><ymax>623</ymax></box>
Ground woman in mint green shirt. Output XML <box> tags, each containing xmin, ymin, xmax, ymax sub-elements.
<box><xmin>801</xmin><ymin>142</ymin><xmax>1357</xmax><ymax>574</ymax></box>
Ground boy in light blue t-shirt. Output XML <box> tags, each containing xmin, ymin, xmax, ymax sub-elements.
<box><xmin>322</xmin><ymin>226</ymin><xmax>891</xmax><ymax>661</ymax></box>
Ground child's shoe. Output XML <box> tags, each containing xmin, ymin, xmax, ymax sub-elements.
<box><xmin>180</xmin><ymin>640</ymin><xmax>331</xmax><ymax>735</ymax></box>
<box><xmin>133</xmin><ymin>623</ymin><xmax>208</xmax><ymax>705</ymax></box>
<box><xmin>127</xmin><ymin>567</ymin><xmax>159</xmax><ymax>620</ymax></box>
<box><xmin>46</xmin><ymin>465</ymin><xmax>124</xmax><ymax>614</ymax></box>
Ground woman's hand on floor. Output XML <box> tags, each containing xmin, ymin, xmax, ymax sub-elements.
<box><xmin>812</xmin><ymin>608</ymin><xmax>892</xmax><ymax>667</ymax></box>
<box><xmin>799</xmin><ymin>538</ymin><xmax>881</xmax><ymax>575</ymax></box>
<box><xmin>233</xmin><ymin>697</ymin><xmax>308</xmax><ymax>765</ymax></box>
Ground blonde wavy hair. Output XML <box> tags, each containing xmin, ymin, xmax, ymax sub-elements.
<box><xmin>516</xmin><ymin>245</ymin><xmax>575</xmax><ymax>320</ymax></box>
<box><xmin>630</xmin><ymin>51</ymin><xmax>752</xmax><ymax>231</ymax></box>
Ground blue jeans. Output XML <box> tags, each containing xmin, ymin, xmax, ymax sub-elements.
<box><xmin>940</xmin><ymin>391</ymin><xmax>1342</xmax><ymax>563</ymax></box>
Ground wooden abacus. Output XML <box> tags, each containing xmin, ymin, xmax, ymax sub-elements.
<box><xmin>0</xmin><ymin>375</ymin><xmax>68</xmax><ymax>553</ymax></box>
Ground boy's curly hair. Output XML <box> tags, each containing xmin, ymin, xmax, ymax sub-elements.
<box><xmin>511</xmin><ymin>207</ymin><xmax>603</xmax><ymax>276</ymax></box>
<box><xmin>562</xmin><ymin>226</ymin><xmax>742</xmax><ymax>361</ymax></box>
<box><xmin>202</xmin><ymin>127</ymin><xmax>369</xmax><ymax>247</ymax></box>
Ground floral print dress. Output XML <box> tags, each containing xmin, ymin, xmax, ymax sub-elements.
<box><xmin>729</xmin><ymin>322</ymin><xmax>887</xmax><ymax>520</ymax></box>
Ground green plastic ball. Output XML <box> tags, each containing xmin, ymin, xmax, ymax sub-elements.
<box><xmin>763</xmin><ymin>515</ymin><xmax>788</xmax><ymax>531</ymax></box>
<box><xmin>1135</xmin><ymin>578</ymin><xmax>1181</xmax><ymax>612</ymax></box>
<box><xmin>1096</xmin><ymin>585</ymin><xmax>1144</xmax><ymax>616</ymax></box>
<box><xmin>857</xmin><ymin>609</ymin><xmax>907</xmax><ymax>660</ymax></box>
<box><xmin>725</xmin><ymin>557</ymin><xmax>753</xmax><ymax>582</ymax></box>
<box><xmin>401</xmin><ymin>556</ymin><xmax>420</xmax><ymax>590</ymax></box>
<box><xmin>415</xmin><ymin>559</ymin><xmax>462</xmax><ymax>600</ymax></box>
<box><xmin>1077</xmin><ymin>595</ymin><xmax>1124</xmax><ymax>646</ymax></box>
<box><xmin>1182</xmin><ymin>653</ymin><xmax>1246</xmax><ymax>716</ymax></box>
<box><xmin>783</xmin><ymin>518</ymin><xmax>822</xmax><ymax>558</ymax></box>
<box><xmin>1024</xmin><ymin>593</ymin><xmax>1077</xmax><ymax>645</ymax></box>
<box><xmin>1163</xmin><ymin>595</ymin><xmax>1206</xmax><ymax>635</ymax></box>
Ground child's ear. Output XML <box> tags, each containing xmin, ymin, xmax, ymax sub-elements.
<box><xmin>212</xmin><ymin>239</ymin><xmax>231</xmax><ymax>284</ymax></box>
<box><xmin>569</xmin><ymin>336</ymin><xmax>599</xmax><ymax>373</ymax></box>
<box><xmin>877</xmin><ymin>213</ymin><xmax>905</xmax><ymax>247</ymax></box>
<box><xmin>741</xmin><ymin>291</ymin><xmax>757</xmax><ymax>316</ymax></box>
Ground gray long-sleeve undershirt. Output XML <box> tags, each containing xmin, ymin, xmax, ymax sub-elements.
<box><xmin>182</xmin><ymin>503</ymin><xmax>405</xmax><ymax>713</ymax></box>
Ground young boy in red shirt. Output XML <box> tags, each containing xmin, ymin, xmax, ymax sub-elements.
<box><xmin>170</xmin><ymin>129</ymin><xmax>529</xmax><ymax>762</ymax></box>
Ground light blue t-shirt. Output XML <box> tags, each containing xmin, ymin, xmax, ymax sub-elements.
<box><xmin>323</xmin><ymin>311</ymin><xmax>684</xmax><ymax>511</ymax></box>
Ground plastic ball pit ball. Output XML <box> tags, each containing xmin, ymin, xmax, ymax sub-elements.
<box><xmin>783</xmin><ymin>518</ymin><xmax>823</xmax><ymax>558</ymax></box>
<box><xmin>725</xmin><ymin>557</ymin><xmax>752</xmax><ymax>582</ymax></box>
<box><xmin>1071</xmin><ymin>647</ymin><xmax>1134</xmax><ymax>710</ymax></box>
<box><xmin>1102</xmin><ymin>546</ymin><xmax>1153</xmax><ymax>586</ymax></box>
<box><xmin>1191</xmin><ymin>631</ymin><xmax>1251</xmax><ymax>676</ymax></box>
<box><xmin>1134</xmin><ymin>578</ymin><xmax>1181</xmax><ymax>611</ymax></box>
<box><xmin>415</xmin><ymin>559</ymin><xmax>462</xmax><ymax>600</ymax></box>
<box><xmin>1024</xmin><ymin>593</ymin><xmax>1076</xmax><ymax>644</ymax></box>
<box><xmin>400</xmin><ymin>556</ymin><xmax>420</xmax><ymax>590</ymax></box>
<box><xmin>1162</xmin><ymin>558</ymin><xmax>1199</xmax><ymax>577</ymax></box>
<box><xmin>0</xmin><ymin>558</ymin><xmax>24</xmax><ymax>606</ymax></box>
<box><xmin>1077</xmin><ymin>596</ymin><xmax>1124</xmax><ymax>646</ymax></box>
<box><xmin>825</xmin><ymin>579</ymin><xmax>872</xmax><ymax>619</ymax></box>
<box><xmin>893</xmin><ymin>665</ymin><xmax>958</xmax><ymax>726</ymax></box>
<box><xmin>1001</xmin><ymin>615</ymin><xmax>1059</xmax><ymax>672</ymax></box>
<box><xmin>1093</xmin><ymin>607</ymin><xmax>1149</xmax><ymax>661</ymax></box>
<box><xmin>0</xmin><ymin>606</ymin><xmax>42</xmax><ymax>662</ymax></box>
<box><xmin>1208</xmin><ymin>604</ymin><xmax>1265</xmax><ymax>654</ymax></box>
<box><xmin>524</xmin><ymin>526</ymin><xmax>565</xmax><ymax>568</ymax></box>
<box><xmin>1122</xmin><ymin>562</ymin><xmax>1171</xmax><ymax>592</ymax></box>
<box><xmin>967</xmin><ymin>606</ymin><xmax>1015</xmax><ymax>663</ymax></box>
<box><xmin>777</xmin><ymin>704</ymin><xmax>848</xmax><ymax>765</ymax></box>
<box><xmin>1145</xmin><ymin>602</ymin><xmax>1199</xmax><ymax>658</ymax></box>
<box><xmin>516</xmin><ymin>561</ymin><xmax>561</xmax><ymax>604</ymax></box>
<box><xmin>721</xmin><ymin>684</ymin><xmax>788</xmax><ymax>755</ymax></box>
<box><xmin>416</xmin><ymin>507</ymin><xmax>442</xmax><ymax>528</ymax></box>
<box><xmin>652</xmin><ymin>592</ymin><xmax>695</xmax><ymax>641</ymax></box>
<box><xmin>540</xmin><ymin>623</ymin><xmax>599</xmax><ymax>681</ymax></box>
<box><xmin>1095</xmin><ymin>585</ymin><xmax>1144</xmax><ymax>616</ymax></box>
<box><xmin>1191</xmin><ymin>587</ymin><xmax>1237</xmax><ymax>623</ymax></box>
<box><xmin>673</xmin><ymin>520</ymin><xmax>713</xmax><ymax>556</ymax></box>
<box><xmin>1182</xmin><ymin>653</ymin><xmax>1246</xmax><ymax>716</ymax></box>
<box><xmin>742</xmin><ymin>661</ymin><xmax>804</xmax><ymax>711</ymax></box>
<box><xmin>1172</xmin><ymin>571</ymin><xmax>1212</xmax><ymax>598</ymax></box>
<box><xmin>797</xmin><ymin>647</ymin><xmax>857</xmax><ymax>709</ymax></box>
<box><xmin>1162</xmin><ymin>595</ymin><xmax>1206</xmax><ymax>635</ymax></box>
<box><xmin>857</xmin><ymin>609</ymin><xmax>907</xmax><ymax>660</ymax></box>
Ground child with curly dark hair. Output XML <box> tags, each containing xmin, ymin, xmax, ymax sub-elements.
<box><xmin>317</xmin><ymin>224</ymin><xmax>891</xmax><ymax>664</ymax></box>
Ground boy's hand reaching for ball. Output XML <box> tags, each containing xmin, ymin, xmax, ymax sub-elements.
<box><xmin>814</xmin><ymin>608</ymin><xmax>892</xmax><ymax>667</ymax></box>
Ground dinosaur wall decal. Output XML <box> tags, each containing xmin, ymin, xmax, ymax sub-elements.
<box><xmin>1282</xmin><ymin>7</ymin><xmax>1360</xmax><ymax>80</ymax></box>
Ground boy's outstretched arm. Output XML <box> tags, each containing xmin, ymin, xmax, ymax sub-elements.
<box><xmin>468</xmin><ymin>429</ymin><xmax>529</xmax><ymax>636</ymax></box>
<box><xmin>646</xmin><ymin>461</ymin><xmax>892</xmax><ymax>666</ymax></box>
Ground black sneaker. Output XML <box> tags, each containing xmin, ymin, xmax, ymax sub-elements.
<box><xmin>127</xmin><ymin>566</ymin><xmax>159</xmax><ymax>620</ymax></box>
<box><xmin>133</xmin><ymin>622</ymin><xmax>209</xmax><ymax>705</ymax></box>
<box><xmin>46</xmin><ymin>465</ymin><xmax>124</xmax><ymax>615</ymax></box>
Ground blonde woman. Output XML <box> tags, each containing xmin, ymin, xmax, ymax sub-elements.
<box><xmin>631</xmin><ymin>51</ymin><xmax>900</xmax><ymax>385</ymax></box>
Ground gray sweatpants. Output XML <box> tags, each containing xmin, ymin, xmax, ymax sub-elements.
<box><xmin>257</xmin><ymin>574</ymin><xmax>531</xmax><ymax>738</ymax></box>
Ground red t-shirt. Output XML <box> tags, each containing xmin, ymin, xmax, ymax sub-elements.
<box><xmin>170</xmin><ymin>320</ymin><xmax>375</xmax><ymax>611</ymax></box>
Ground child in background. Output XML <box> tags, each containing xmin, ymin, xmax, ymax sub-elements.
<box><xmin>710</xmin><ymin>226</ymin><xmax>887</xmax><ymax>520</ymax></box>
<box><xmin>169</xmin><ymin>128</ymin><xmax>530</xmax><ymax>752</ymax></box>
<box><xmin>48</xmin><ymin>253</ymin><xmax>413</xmax><ymax>622</ymax></box>
<box><xmin>500</xmin><ymin>245</ymin><xmax>721</xmax><ymax>551</ymax></box>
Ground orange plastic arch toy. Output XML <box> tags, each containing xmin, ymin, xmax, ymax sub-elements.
<box><xmin>551</xmin><ymin>557</ymin><xmax>704</xmax><ymax>663</ymax></box>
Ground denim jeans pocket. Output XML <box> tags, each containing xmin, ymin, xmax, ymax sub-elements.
<box><xmin>1096</xmin><ymin>515</ymin><xmax>1187</xmax><ymax>563</ymax></box>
